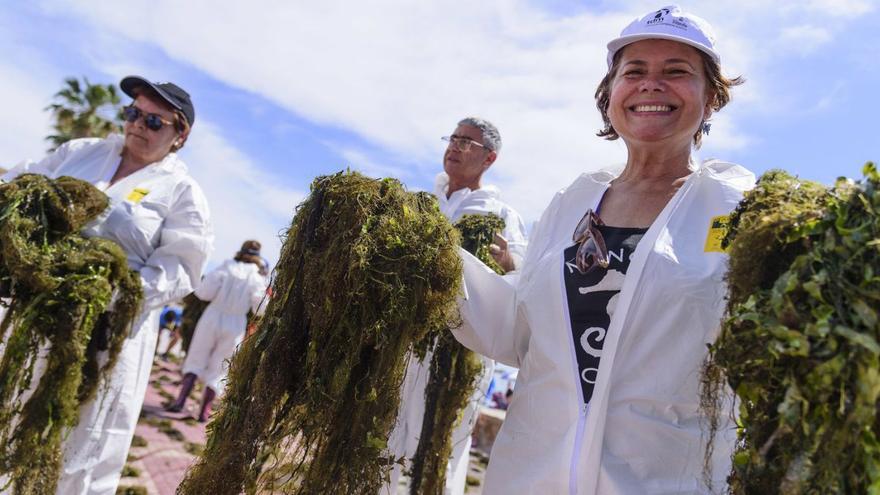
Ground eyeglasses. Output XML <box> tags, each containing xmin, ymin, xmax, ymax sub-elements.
<box><xmin>123</xmin><ymin>105</ymin><xmax>174</xmax><ymax>132</ymax></box>
<box><xmin>572</xmin><ymin>208</ymin><xmax>609</xmax><ymax>274</ymax></box>
<box><xmin>441</xmin><ymin>135</ymin><xmax>488</xmax><ymax>152</ymax></box>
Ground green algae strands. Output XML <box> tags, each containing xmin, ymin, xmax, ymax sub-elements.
<box><xmin>179</xmin><ymin>171</ymin><xmax>463</xmax><ymax>495</ymax></box>
<box><xmin>0</xmin><ymin>174</ymin><xmax>143</xmax><ymax>495</ymax></box>
<box><xmin>179</xmin><ymin>292</ymin><xmax>209</xmax><ymax>354</ymax></box>
<box><xmin>703</xmin><ymin>163</ymin><xmax>880</xmax><ymax>493</ymax></box>
<box><xmin>408</xmin><ymin>213</ymin><xmax>505</xmax><ymax>495</ymax></box>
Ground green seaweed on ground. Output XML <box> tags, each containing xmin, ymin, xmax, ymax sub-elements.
<box><xmin>702</xmin><ymin>164</ymin><xmax>880</xmax><ymax>493</ymax></box>
<box><xmin>121</xmin><ymin>465</ymin><xmax>141</xmax><ymax>477</ymax></box>
<box><xmin>408</xmin><ymin>213</ymin><xmax>504</xmax><ymax>494</ymax></box>
<box><xmin>144</xmin><ymin>417</ymin><xmax>185</xmax><ymax>442</ymax></box>
<box><xmin>0</xmin><ymin>174</ymin><xmax>143</xmax><ymax>495</ymax></box>
<box><xmin>115</xmin><ymin>486</ymin><xmax>147</xmax><ymax>495</ymax></box>
<box><xmin>130</xmin><ymin>435</ymin><xmax>148</xmax><ymax>448</ymax></box>
<box><xmin>178</xmin><ymin>171</ymin><xmax>462</xmax><ymax>495</ymax></box>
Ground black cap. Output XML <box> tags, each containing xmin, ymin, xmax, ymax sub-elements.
<box><xmin>120</xmin><ymin>75</ymin><xmax>195</xmax><ymax>126</ymax></box>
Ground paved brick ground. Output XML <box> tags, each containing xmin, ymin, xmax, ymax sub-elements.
<box><xmin>117</xmin><ymin>357</ymin><xmax>208</xmax><ymax>495</ymax></box>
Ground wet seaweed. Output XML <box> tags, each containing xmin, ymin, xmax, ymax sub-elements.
<box><xmin>408</xmin><ymin>213</ymin><xmax>504</xmax><ymax>494</ymax></box>
<box><xmin>0</xmin><ymin>174</ymin><xmax>143</xmax><ymax>495</ymax></box>
<box><xmin>702</xmin><ymin>164</ymin><xmax>880</xmax><ymax>493</ymax></box>
<box><xmin>178</xmin><ymin>171</ymin><xmax>462</xmax><ymax>494</ymax></box>
<box><xmin>179</xmin><ymin>292</ymin><xmax>208</xmax><ymax>354</ymax></box>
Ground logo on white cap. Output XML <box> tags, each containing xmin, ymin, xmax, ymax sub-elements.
<box><xmin>606</xmin><ymin>5</ymin><xmax>720</xmax><ymax>67</ymax></box>
<box><xmin>651</xmin><ymin>8</ymin><xmax>671</xmax><ymax>20</ymax></box>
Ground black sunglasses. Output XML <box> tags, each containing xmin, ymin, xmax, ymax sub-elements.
<box><xmin>572</xmin><ymin>208</ymin><xmax>610</xmax><ymax>274</ymax></box>
<box><xmin>123</xmin><ymin>105</ymin><xmax>174</xmax><ymax>132</ymax></box>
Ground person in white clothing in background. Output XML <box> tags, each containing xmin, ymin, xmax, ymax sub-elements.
<box><xmin>453</xmin><ymin>6</ymin><xmax>754</xmax><ymax>494</ymax></box>
<box><xmin>385</xmin><ymin>117</ymin><xmax>528</xmax><ymax>495</ymax></box>
<box><xmin>435</xmin><ymin>117</ymin><xmax>528</xmax><ymax>271</ymax></box>
<box><xmin>2</xmin><ymin>75</ymin><xmax>213</xmax><ymax>495</ymax></box>
<box><xmin>166</xmin><ymin>240</ymin><xmax>267</xmax><ymax>422</ymax></box>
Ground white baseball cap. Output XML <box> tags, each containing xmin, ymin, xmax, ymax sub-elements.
<box><xmin>606</xmin><ymin>5</ymin><xmax>719</xmax><ymax>68</ymax></box>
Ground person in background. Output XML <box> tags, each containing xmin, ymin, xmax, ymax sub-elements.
<box><xmin>453</xmin><ymin>6</ymin><xmax>754</xmax><ymax>493</ymax></box>
<box><xmin>385</xmin><ymin>117</ymin><xmax>528</xmax><ymax>495</ymax></box>
<box><xmin>165</xmin><ymin>240</ymin><xmax>267</xmax><ymax>422</ymax></box>
<box><xmin>3</xmin><ymin>75</ymin><xmax>212</xmax><ymax>494</ymax></box>
<box><xmin>157</xmin><ymin>307</ymin><xmax>182</xmax><ymax>360</ymax></box>
<box><xmin>490</xmin><ymin>387</ymin><xmax>513</xmax><ymax>411</ymax></box>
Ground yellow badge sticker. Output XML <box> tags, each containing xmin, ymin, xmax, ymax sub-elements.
<box><xmin>126</xmin><ymin>188</ymin><xmax>150</xmax><ymax>203</ymax></box>
<box><xmin>704</xmin><ymin>215</ymin><xmax>730</xmax><ymax>253</ymax></box>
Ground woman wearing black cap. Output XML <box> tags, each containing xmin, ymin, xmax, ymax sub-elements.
<box><xmin>2</xmin><ymin>75</ymin><xmax>212</xmax><ymax>494</ymax></box>
<box><xmin>166</xmin><ymin>240</ymin><xmax>267</xmax><ymax>422</ymax></box>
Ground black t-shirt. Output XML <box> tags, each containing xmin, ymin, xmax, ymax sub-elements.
<box><xmin>563</xmin><ymin>224</ymin><xmax>647</xmax><ymax>404</ymax></box>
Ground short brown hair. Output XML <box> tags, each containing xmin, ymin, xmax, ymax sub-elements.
<box><xmin>594</xmin><ymin>48</ymin><xmax>744</xmax><ymax>148</ymax></box>
<box><xmin>170</xmin><ymin>109</ymin><xmax>190</xmax><ymax>152</ymax></box>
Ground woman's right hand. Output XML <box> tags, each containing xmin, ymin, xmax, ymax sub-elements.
<box><xmin>489</xmin><ymin>233</ymin><xmax>515</xmax><ymax>273</ymax></box>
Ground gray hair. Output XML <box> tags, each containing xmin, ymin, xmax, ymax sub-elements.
<box><xmin>457</xmin><ymin>117</ymin><xmax>502</xmax><ymax>152</ymax></box>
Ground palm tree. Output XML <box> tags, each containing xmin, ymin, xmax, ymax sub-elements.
<box><xmin>45</xmin><ymin>77</ymin><xmax>123</xmax><ymax>151</ymax></box>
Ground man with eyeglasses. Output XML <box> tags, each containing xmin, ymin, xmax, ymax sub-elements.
<box><xmin>438</xmin><ymin>117</ymin><xmax>527</xmax><ymax>271</ymax></box>
<box><xmin>384</xmin><ymin>117</ymin><xmax>527</xmax><ymax>495</ymax></box>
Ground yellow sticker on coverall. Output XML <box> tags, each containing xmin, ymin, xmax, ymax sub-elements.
<box><xmin>126</xmin><ymin>188</ymin><xmax>150</xmax><ymax>203</ymax></box>
<box><xmin>704</xmin><ymin>215</ymin><xmax>730</xmax><ymax>253</ymax></box>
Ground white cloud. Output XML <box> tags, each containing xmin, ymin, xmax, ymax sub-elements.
<box><xmin>29</xmin><ymin>1</ymin><xmax>688</xmax><ymax>220</ymax></box>
<box><xmin>812</xmin><ymin>80</ymin><xmax>846</xmax><ymax>112</ymax></box>
<box><xmin>805</xmin><ymin>0</ymin><xmax>876</xmax><ymax>17</ymax></box>
<box><xmin>701</xmin><ymin>113</ymin><xmax>753</xmax><ymax>153</ymax></box>
<box><xmin>334</xmin><ymin>146</ymin><xmax>418</xmax><ymax>182</ymax></box>
<box><xmin>778</xmin><ymin>25</ymin><xmax>833</xmax><ymax>55</ymax></box>
<box><xmin>0</xmin><ymin>65</ymin><xmax>54</xmax><ymax>170</ymax></box>
<box><xmin>0</xmin><ymin>14</ymin><xmax>61</xmax><ymax>170</ymax></box>
<box><xmin>27</xmin><ymin>0</ymin><xmax>873</xmax><ymax>222</ymax></box>
<box><xmin>181</xmin><ymin>122</ymin><xmax>306</xmax><ymax>269</ymax></box>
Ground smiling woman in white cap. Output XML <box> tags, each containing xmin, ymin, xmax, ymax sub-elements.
<box><xmin>452</xmin><ymin>6</ymin><xmax>754</xmax><ymax>494</ymax></box>
<box><xmin>2</xmin><ymin>76</ymin><xmax>212</xmax><ymax>494</ymax></box>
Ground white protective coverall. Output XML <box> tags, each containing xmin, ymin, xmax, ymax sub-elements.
<box><xmin>384</xmin><ymin>173</ymin><xmax>528</xmax><ymax>495</ymax></box>
<box><xmin>1</xmin><ymin>134</ymin><xmax>212</xmax><ymax>495</ymax></box>
<box><xmin>453</xmin><ymin>160</ymin><xmax>754</xmax><ymax>494</ymax></box>
<box><xmin>183</xmin><ymin>258</ymin><xmax>266</xmax><ymax>391</ymax></box>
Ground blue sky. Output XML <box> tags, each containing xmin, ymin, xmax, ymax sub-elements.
<box><xmin>1</xmin><ymin>0</ymin><xmax>878</xmax><ymax>267</ymax></box>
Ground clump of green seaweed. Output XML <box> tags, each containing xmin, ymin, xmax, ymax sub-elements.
<box><xmin>0</xmin><ymin>174</ymin><xmax>143</xmax><ymax>495</ymax></box>
<box><xmin>702</xmin><ymin>163</ymin><xmax>880</xmax><ymax>493</ymax></box>
<box><xmin>178</xmin><ymin>171</ymin><xmax>462</xmax><ymax>495</ymax></box>
<box><xmin>179</xmin><ymin>292</ymin><xmax>208</xmax><ymax>354</ymax></box>
<box><xmin>408</xmin><ymin>213</ymin><xmax>505</xmax><ymax>494</ymax></box>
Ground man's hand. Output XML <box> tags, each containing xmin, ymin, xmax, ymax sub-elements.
<box><xmin>489</xmin><ymin>233</ymin><xmax>515</xmax><ymax>273</ymax></box>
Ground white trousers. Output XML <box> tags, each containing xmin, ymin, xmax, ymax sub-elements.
<box><xmin>182</xmin><ymin>321</ymin><xmax>243</xmax><ymax>392</ymax></box>
<box><xmin>56</xmin><ymin>309</ymin><xmax>160</xmax><ymax>495</ymax></box>
<box><xmin>383</xmin><ymin>351</ymin><xmax>494</xmax><ymax>495</ymax></box>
